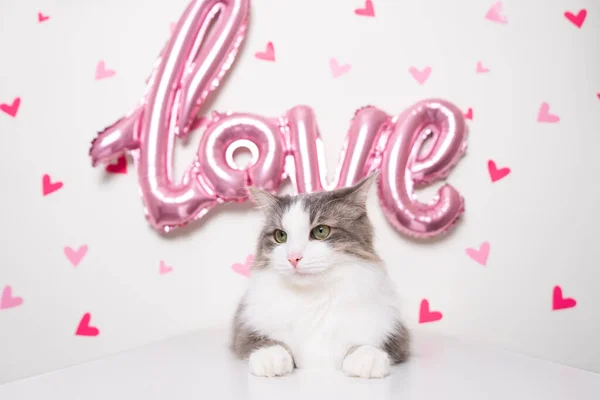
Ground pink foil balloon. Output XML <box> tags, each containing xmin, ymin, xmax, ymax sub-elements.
<box><xmin>197</xmin><ymin>112</ymin><xmax>285</xmax><ymax>201</ymax></box>
<box><xmin>378</xmin><ymin>99</ymin><xmax>468</xmax><ymax>238</ymax></box>
<box><xmin>285</xmin><ymin>105</ymin><xmax>390</xmax><ymax>192</ymax></box>
<box><xmin>90</xmin><ymin>0</ymin><xmax>251</xmax><ymax>231</ymax></box>
<box><xmin>89</xmin><ymin>0</ymin><xmax>469</xmax><ymax>239</ymax></box>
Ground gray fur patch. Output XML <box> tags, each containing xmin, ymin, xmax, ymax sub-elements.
<box><xmin>382</xmin><ymin>321</ymin><xmax>411</xmax><ymax>364</ymax></box>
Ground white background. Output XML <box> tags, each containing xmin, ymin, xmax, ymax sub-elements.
<box><xmin>1</xmin><ymin>0</ymin><xmax>599</xmax><ymax>384</ymax></box>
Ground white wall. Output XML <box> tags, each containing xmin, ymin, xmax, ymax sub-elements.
<box><xmin>1</xmin><ymin>0</ymin><xmax>599</xmax><ymax>384</ymax></box>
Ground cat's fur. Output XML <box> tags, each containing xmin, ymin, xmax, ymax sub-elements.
<box><xmin>230</xmin><ymin>174</ymin><xmax>410</xmax><ymax>379</ymax></box>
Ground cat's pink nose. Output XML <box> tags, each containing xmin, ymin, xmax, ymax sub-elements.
<box><xmin>288</xmin><ymin>255</ymin><xmax>302</xmax><ymax>268</ymax></box>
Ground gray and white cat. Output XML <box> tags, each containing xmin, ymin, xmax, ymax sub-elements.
<box><xmin>230</xmin><ymin>173</ymin><xmax>409</xmax><ymax>379</ymax></box>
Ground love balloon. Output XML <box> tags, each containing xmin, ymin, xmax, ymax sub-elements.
<box><xmin>89</xmin><ymin>0</ymin><xmax>468</xmax><ymax>239</ymax></box>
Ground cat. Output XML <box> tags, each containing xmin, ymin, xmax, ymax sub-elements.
<box><xmin>230</xmin><ymin>173</ymin><xmax>409</xmax><ymax>379</ymax></box>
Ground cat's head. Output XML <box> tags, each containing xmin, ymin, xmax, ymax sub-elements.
<box><xmin>248</xmin><ymin>173</ymin><xmax>381</xmax><ymax>284</ymax></box>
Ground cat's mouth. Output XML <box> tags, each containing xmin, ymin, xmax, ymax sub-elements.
<box><xmin>292</xmin><ymin>267</ymin><xmax>325</xmax><ymax>277</ymax></box>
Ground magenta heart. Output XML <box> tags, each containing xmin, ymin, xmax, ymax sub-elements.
<box><xmin>487</xmin><ymin>160</ymin><xmax>510</xmax><ymax>183</ymax></box>
<box><xmin>552</xmin><ymin>286</ymin><xmax>577</xmax><ymax>311</ymax></box>
<box><xmin>1</xmin><ymin>286</ymin><xmax>23</xmax><ymax>310</ymax></box>
<box><xmin>0</xmin><ymin>97</ymin><xmax>21</xmax><ymax>117</ymax></box>
<box><xmin>42</xmin><ymin>174</ymin><xmax>63</xmax><ymax>196</ymax></box>
<box><xmin>64</xmin><ymin>245</ymin><xmax>88</xmax><ymax>267</ymax></box>
<box><xmin>419</xmin><ymin>299</ymin><xmax>443</xmax><ymax>323</ymax></box>
<box><xmin>75</xmin><ymin>313</ymin><xmax>100</xmax><ymax>336</ymax></box>
<box><xmin>564</xmin><ymin>9</ymin><xmax>587</xmax><ymax>28</ymax></box>
<box><xmin>464</xmin><ymin>108</ymin><xmax>473</xmax><ymax>120</ymax></box>
<box><xmin>465</xmin><ymin>242</ymin><xmax>490</xmax><ymax>266</ymax></box>
<box><xmin>105</xmin><ymin>156</ymin><xmax>127</xmax><ymax>174</ymax></box>
<box><xmin>38</xmin><ymin>12</ymin><xmax>50</xmax><ymax>23</ymax></box>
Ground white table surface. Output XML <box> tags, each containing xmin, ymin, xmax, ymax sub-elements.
<box><xmin>1</xmin><ymin>328</ymin><xmax>599</xmax><ymax>400</ymax></box>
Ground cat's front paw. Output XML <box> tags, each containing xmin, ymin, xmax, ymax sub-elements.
<box><xmin>248</xmin><ymin>345</ymin><xmax>294</xmax><ymax>378</ymax></box>
<box><xmin>342</xmin><ymin>345</ymin><xmax>390</xmax><ymax>379</ymax></box>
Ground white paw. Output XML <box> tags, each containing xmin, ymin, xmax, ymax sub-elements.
<box><xmin>342</xmin><ymin>345</ymin><xmax>390</xmax><ymax>379</ymax></box>
<box><xmin>248</xmin><ymin>345</ymin><xmax>294</xmax><ymax>377</ymax></box>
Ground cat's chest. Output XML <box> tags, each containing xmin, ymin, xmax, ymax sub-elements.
<box><xmin>243</xmin><ymin>279</ymin><xmax>383</xmax><ymax>368</ymax></box>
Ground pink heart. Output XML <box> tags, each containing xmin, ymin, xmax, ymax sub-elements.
<box><xmin>95</xmin><ymin>61</ymin><xmax>116</xmax><ymax>80</ymax></box>
<box><xmin>232</xmin><ymin>254</ymin><xmax>253</xmax><ymax>278</ymax></box>
<box><xmin>537</xmin><ymin>102</ymin><xmax>560</xmax><ymax>123</ymax></box>
<box><xmin>552</xmin><ymin>286</ymin><xmax>576</xmax><ymax>311</ymax></box>
<box><xmin>485</xmin><ymin>1</ymin><xmax>508</xmax><ymax>24</ymax></box>
<box><xmin>42</xmin><ymin>174</ymin><xmax>63</xmax><ymax>196</ymax></box>
<box><xmin>487</xmin><ymin>160</ymin><xmax>510</xmax><ymax>183</ymax></box>
<box><xmin>64</xmin><ymin>245</ymin><xmax>88</xmax><ymax>267</ymax></box>
<box><xmin>419</xmin><ymin>299</ymin><xmax>443</xmax><ymax>323</ymax></box>
<box><xmin>408</xmin><ymin>66</ymin><xmax>431</xmax><ymax>85</ymax></box>
<box><xmin>476</xmin><ymin>61</ymin><xmax>490</xmax><ymax>74</ymax></box>
<box><xmin>159</xmin><ymin>260</ymin><xmax>173</xmax><ymax>275</ymax></box>
<box><xmin>329</xmin><ymin>58</ymin><xmax>352</xmax><ymax>78</ymax></box>
<box><xmin>354</xmin><ymin>0</ymin><xmax>375</xmax><ymax>17</ymax></box>
<box><xmin>465</xmin><ymin>242</ymin><xmax>490</xmax><ymax>266</ymax></box>
<box><xmin>564</xmin><ymin>9</ymin><xmax>587</xmax><ymax>28</ymax></box>
<box><xmin>169</xmin><ymin>22</ymin><xmax>176</xmax><ymax>34</ymax></box>
<box><xmin>1</xmin><ymin>97</ymin><xmax>21</xmax><ymax>117</ymax></box>
<box><xmin>38</xmin><ymin>12</ymin><xmax>50</xmax><ymax>23</ymax></box>
<box><xmin>75</xmin><ymin>313</ymin><xmax>100</xmax><ymax>336</ymax></box>
<box><xmin>255</xmin><ymin>42</ymin><xmax>275</xmax><ymax>62</ymax></box>
<box><xmin>1</xmin><ymin>286</ymin><xmax>23</xmax><ymax>310</ymax></box>
<box><xmin>464</xmin><ymin>108</ymin><xmax>473</xmax><ymax>120</ymax></box>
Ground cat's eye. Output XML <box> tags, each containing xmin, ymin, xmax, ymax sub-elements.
<box><xmin>311</xmin><ymin>225</ymin><xmax>331</xmax><ymax>240</ymax></box>
<box><xmin>274</xmin><ymin>229</ymin><xmax>288</xmax><ymax>243</ymax></box>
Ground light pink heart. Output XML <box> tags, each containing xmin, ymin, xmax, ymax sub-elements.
<box><xmin>537</xmin><ymin>102</ymin><xmax>560</xmax><ymax>123</ymax></box>
<box><xmin>255</xmin><ymin>42</ymin><xmax>275</xmax><ymax>62</ymax></box>
<box><xmin>1</xmin><ymin>286</ymin><xmax>23</xmax><ymax>310</ymax></box>
<box><xmin>95</xmin><ymin>61</ymin><xmax>116</xmax><ymax>80</ymax></box>
<box><xmin>476</xmin><ymin>61</ymin><xmax>490</xmax><ymax>74</ymax></box>
<box><xmin>232</xmin><ymin>254</ymin><xmax>253</xmax><ymax>278</ymax></box>
<box><xmin>465</xmin><ymin>242</ymin><xmax>490</xmax><ymax>266</ymax></box>
<box><xmin>64</xmin><ymin>245</ymin><xmax>88</xmax><ymax>267</ymax></box>
<box><xmin>485</xmin><ymin>1</ymin><xmax>508</xmax><ymax>24</ymax></box>
<box><xmin>408</xmin><ymin>66</ymin><xmax>431</xmax><ymax>85</ymax></box>
<box><xmin>329</xmin><ymin>58</ymin><xmax>351</xmax><ymax>78</ymax></box>
<box><xmin>159</xmin><ymin>260</ymin><xmax>173</xmax><ymax>275</ymax></box>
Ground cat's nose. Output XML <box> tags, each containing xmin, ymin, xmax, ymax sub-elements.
<box><xmin>288</xmin><ymin>255</ymin><xmax>302</xmax><ymax>268</ymax></box>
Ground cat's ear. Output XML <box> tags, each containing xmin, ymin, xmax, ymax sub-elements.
<box><xmin>248</xmin><ymin>187</ymin><xmax>278</xmax><ymax>211</ymax></box>
<box><xmin>344</xmin><ymin>171</ymin><xmax>379</xmax><ymax>207</ymax></box>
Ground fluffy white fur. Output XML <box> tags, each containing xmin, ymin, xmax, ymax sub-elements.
<box><xmin>240</xmin><ymin>202</ymin><xmax>402</xmax><ymax>378</ymax></box>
